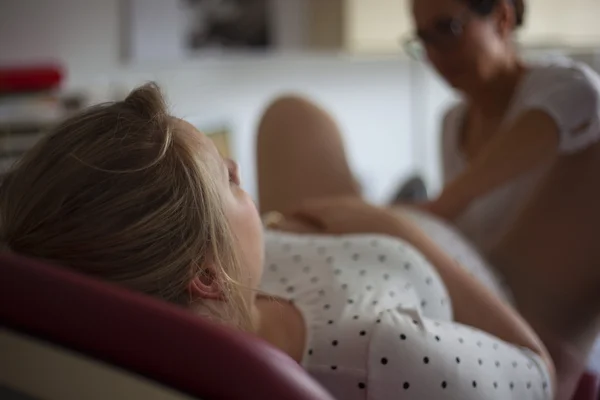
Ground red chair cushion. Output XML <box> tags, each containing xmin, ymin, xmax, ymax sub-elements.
<box><xmin>571</xmin><ymin>371</ymin><xmax>599</xmax><ymax>400</ymax></box>
<box><xmin>0</xmin><ymin>252</ymin><xmax>334</xmax><ymax>400</ymax></box>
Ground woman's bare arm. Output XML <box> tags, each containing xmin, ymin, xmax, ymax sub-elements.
<box><xmin>426</xmin><ymin>110</ymin><xmax>560</xmax><ymax>220</ymax></box>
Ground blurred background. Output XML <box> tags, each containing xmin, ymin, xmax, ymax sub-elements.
<box><xmin>1</xmin><ymin>0</ymin><xmax>600</xmax><ymax>203</ymax></box>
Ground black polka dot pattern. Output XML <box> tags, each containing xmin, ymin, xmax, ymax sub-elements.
<box><xmin>260</xmin><ymin>233</ymin><xmax>552</xmax><ymax>400</ymax></box>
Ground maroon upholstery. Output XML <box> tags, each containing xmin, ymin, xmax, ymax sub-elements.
<box><xmin>0</xmin><ymin>252</ymin><xmax>334</xmax><ymax>400</ymax></box>
<box><xmin>572</xmin><ymin>372</ymin><xmax>599</xmax><ymax>400</ymax></box>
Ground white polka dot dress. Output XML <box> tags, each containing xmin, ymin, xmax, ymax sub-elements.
<box><xmin>260</xmin><ymin>231</ymin><xmax>553</xmax><ymax>400</ymax></box>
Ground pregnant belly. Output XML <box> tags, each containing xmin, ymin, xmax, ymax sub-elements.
<box><xmin>393</xmin><ymin>206</ymin><xmax>512</xmax><ymax>304</ymax></box>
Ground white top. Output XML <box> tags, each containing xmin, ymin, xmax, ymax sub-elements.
<box><xmin>261</xmin><ymin>228</ymin><xmax>552</xmax><ymax>400</ymax></box>
<box><xmin>442</xmin><ymin>57</ymin><xmax>600</xmax><ymax>253</ymax></box>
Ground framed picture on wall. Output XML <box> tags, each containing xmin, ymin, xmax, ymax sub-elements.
<box><xmin>122</xmin><ymin>0</ymin><xmax>274</xmax><ymax>62</ymax></box>
<box><xmin>205</xmin><ymin>126</ymin><xmax>233</xmax><ymax>159</ymax></box>
<box><xmin>184</xmin><ymin>0</ymin><xmax>272</xmax><ymax>51</ymax></box>
<box><xmin>185</xmin><ymin>118</ymin><xmax>234</xmax><ymax>159</ymax></box>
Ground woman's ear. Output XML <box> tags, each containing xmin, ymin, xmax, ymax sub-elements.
<box><xmin>188</xmin><ymin>264</ymin><xmax>225</xmax><ymax>301</ymax></box>
<box><xmin>496</xmin><ymin>0</ymin><xmax>516</xmax><ymax>36</ymax></box>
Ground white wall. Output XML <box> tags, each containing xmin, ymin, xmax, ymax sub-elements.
<box><xmin>0</xmin><ymin>0</ymin><xmax>121</xmax><ymax>70</ymax></box>
<box><xmin>521</xmin><ymin>0</ymin><xmax>600</xmax><ymax>47</ymax></box>
<box><xmin>0</xmin><ymin>0</ymin><xmax>431</xmax><ymax>203</ymax></box>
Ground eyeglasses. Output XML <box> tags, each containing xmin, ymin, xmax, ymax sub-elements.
<box><xmin>403</xmin><ymin>11</ymin><xmax>472</xmax><ymax>60</ymax></box>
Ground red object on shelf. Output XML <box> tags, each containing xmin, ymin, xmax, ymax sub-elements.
<box><xmin>0</xmin><ymin>65</ymin><xmax>64</xmax><ymax>93</ymax></box>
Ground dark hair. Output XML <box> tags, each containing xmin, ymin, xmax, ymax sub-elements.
<box><xmin>465</xmin><ymin>0</ymin><xmax>525</xmax><ymax>28</ymax></box>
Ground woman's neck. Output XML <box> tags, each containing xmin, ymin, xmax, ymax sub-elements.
<box><xmin>254</xmin><ymin>297</ymin><xmax>306</xmax><ymax>362</ymax></box>
<box><xmin>467</xmin><ymin>60</ymin><xmax>526</xmax><ymax>116</ymax></box>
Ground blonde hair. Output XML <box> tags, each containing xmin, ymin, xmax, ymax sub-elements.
<box><xmin>0</xmin><ymin>83</ymin><xmax>253</xmax><ymax>330</ymax></box>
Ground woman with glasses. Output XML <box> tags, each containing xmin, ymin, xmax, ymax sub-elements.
<box><xmin>406</xmin><ymin>0</ymin><xmax>600</xmax><ymax>255</ymax></box>
<box><xmin>402</xmin><ymin>1</ymin><xmax>600</xmax><ymax>397</ymax></box>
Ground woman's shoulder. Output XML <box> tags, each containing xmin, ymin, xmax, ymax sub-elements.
<box><xmin>516</xmin><ymin>57</ymin><xmax>600</xmax><ymax>153</ymax></box>
<box><xmin>523</xmin><ymin>57</ymin><xmax>600</xmax><ymax>97</ymax></box>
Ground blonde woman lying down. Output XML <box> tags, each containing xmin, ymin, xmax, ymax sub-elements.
<box><xmin>0</xmin><ymin>84</ymin><xmax>554</xmax><ymax>400</ymax></box>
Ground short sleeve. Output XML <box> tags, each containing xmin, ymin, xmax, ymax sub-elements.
<box><xmin>440</xmin><ymin>104</ymin><xmax>467</xmax><ymax>184</ymax></box>
<box><xmin>367</xmin><ymin>310</ymin><xmax>553</xmax><ymax>400</ymax></box>
<box><xmin>520</xmin><ymin>65</ymin><xmax>600</xmax><ymax>154</ymax></box>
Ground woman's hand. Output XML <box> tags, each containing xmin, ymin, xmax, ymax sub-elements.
<box><xmin>288</xmin><ymin>197</ymin><xmax>409</xmax><ymax>238</ymax></box>
<box><xmin>421</xmin><ymin>184</ymin><xmax>474</xmax><ymax>221</ymax></box>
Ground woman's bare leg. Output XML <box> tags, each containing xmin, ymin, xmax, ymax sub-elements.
<box><xmin>492</xmin><ymin>143</ymin><xmax>600</xmax><ymax>399</ymax></box>
<box><xmin>256</xmin><ymin>95</ymin><xmax>360</xmax><ymax>215</ymax></box>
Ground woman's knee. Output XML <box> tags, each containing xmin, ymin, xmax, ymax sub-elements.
<box><xmin>258</xmin><ymin>94</ymin><xmax>335</xmax><ymax>143</ymax></box>
<box><xmin>261</xmin><ymin>94</ymin><xmax>319</xmax><ymax>122</ymax></box>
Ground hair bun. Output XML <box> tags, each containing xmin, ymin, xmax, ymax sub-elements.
<box><xmin>124</xmin><ymin>83</ymin><xmax>169</xmax><ymax>122</ymax></box>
